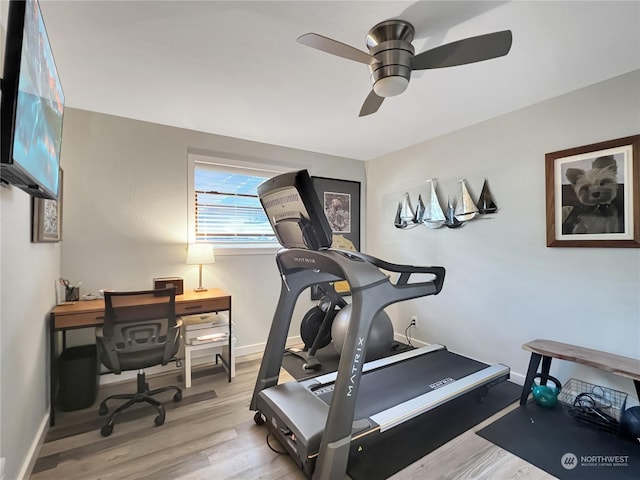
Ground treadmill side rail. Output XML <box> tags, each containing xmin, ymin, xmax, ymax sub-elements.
<box><xmin>307</xmin><ymin>344</ymin><xmax>446</xmax><ymax>386</ymax></box>
<box><xmin>370</xmin><ymin>364</ymin><xmax>510</xmax><ymax>432</ymax></box>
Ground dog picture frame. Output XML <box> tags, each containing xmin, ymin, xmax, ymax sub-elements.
<box><xmin>545</xmin><ymin>135</ymin><xmax>640</xmax><ymax>248</ymax></box>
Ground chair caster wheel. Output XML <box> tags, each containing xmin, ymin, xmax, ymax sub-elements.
<box><xmin>174</xmin><ymin>391</ymin><xmax>182</xmax><ymax>402</ymax></box>
<box><xmin>98</xmin><ymin>404</ymin><xmax>108</xmax><ymax>416</ymax></box>
<box><xmin>100</xmin><ymin>424</ymin><xmax>113</xmax><ymax>437</ymax></box>
<box><xmin>254</xmin><ymin>411</ymin><xmax>265</xmax><ymax>425</ymax></box>
<box><xmin>155</xmin><ymin>414</ymin><xmax>166</xmax><ymax>426</ymax></box>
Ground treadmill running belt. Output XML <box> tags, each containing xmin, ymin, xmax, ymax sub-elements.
<box><xmin>311</xmin><ymin>349</ymin><xmax>488</xmax><ymax>419</ymax></box>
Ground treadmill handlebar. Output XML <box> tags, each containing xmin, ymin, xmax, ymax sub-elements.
<box><xmin>340</xmin><ymin>250</ymin><xmax>446</xmax><ymax>295</ymax></box>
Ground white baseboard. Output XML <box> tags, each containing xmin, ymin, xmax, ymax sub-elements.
<box><xmin>18</xmin><ymin>413</ymin><xmax>48</xmax><ymax>480</ymax></box>
<box><xmin>234</xmin><ymin>335</ymin><xmax>302</xmax><ymax>359</ymax></box>
<box><xmin>394</xmin><ymin>332</ymin><xmax>428</xmax><ymax>348</ymax></box>
<box><xmin>509</xmin><ymin>371</ymin><xmax>525</xmax><ymax>386</ymax></box>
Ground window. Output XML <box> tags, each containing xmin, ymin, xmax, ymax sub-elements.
<box><xmin>189</xmin><ymin>155</ymin><xmax>286</xmax><ymax>250</ymax></box>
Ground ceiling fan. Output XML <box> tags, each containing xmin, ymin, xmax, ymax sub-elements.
<box><xmin>297</xmin><ymin>19</ymin><xmax>513</xmax><ymax>117</ymax></box>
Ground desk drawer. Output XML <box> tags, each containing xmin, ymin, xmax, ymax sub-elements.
<box><xmin>176</xmin><ymin>297</ymin><xmax>230</xmax><ymax>316</ymax></box>
<box><xmin>54</xmin><ymin>311</ymin><xmax>104</xmax><ymax>330</ymax></box>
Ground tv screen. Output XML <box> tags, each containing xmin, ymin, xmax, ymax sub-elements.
<box><xmin>258</xmin><ymin>170</ymin><xmax>333</xmax><ymax>250</ymax></box>
<box><xmin>1</xmin><ymin>0</ymin><xmax>64</xmax><ymax>200</ymax></box>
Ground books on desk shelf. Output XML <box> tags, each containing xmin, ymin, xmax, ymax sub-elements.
<box><xmin>189</xmin><ymin>332</ymin><xmax>229</xmax><ymax>346</ymax></box>
<box><xmin>181</xmin><ymin>312</ymin><xmax>227</xmax><ymax>330</ymax></box>
<box><xmin>181</xmin><ymin>312</ymin><xmax>230</xmax><ymax>345</ymax></box>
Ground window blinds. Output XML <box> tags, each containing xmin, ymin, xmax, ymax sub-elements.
<box><xmin>194</xmin><ymin>162</ymin><xmax>278</xmax><ymax>246</ymax></box>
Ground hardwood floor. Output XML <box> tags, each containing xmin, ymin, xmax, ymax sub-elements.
<box><xmin>32</xmin><ymin>355</ymin><xmax>556</xmax><ymax>479</ymax></box>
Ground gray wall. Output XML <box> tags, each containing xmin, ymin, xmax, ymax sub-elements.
<box><xmin>366</xmin><ymin>70</ymin><xmax>640</xmax><ymax>397</ymax></box>
<box><xmin>58</xmin><ymin>109</ymin><xmax>366</xmax><ymax>353</ymax></box>
<box><xmin>0</xmin><ymin>187</ymin><xmax>59</xmax><ymax>480</ymax></box>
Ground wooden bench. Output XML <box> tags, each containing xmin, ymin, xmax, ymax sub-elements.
<box><xmin>520</xmin><ymin>339</ymin><xmax>640</xmax><ymax>405</ymax></box>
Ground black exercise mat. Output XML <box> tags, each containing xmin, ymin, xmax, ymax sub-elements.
<box><xmin>282</xmin><ymin>341</ymin><xmax>413</xmax><ymax>380</ymax></box>
<box><xmin>348</xmin><ymin>380</ymin><xmax>522</xmax><ymax>480</ymax></box>
<box><xmin>477</xmin><ymin>401</ymin><xmax>640</xmax><ymax>480</ymax></box>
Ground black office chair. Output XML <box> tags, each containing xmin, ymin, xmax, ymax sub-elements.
<box><xmin>95</xmin><ymin>287</ymin><xmax>183</xmax><ymax>436</ymax></box>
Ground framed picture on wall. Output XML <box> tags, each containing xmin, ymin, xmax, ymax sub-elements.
<box><xmin>545</xmin><ymin>135</ymin><xmax>639</xmax><ymax>248</ymax></box>
<box><xmin>32</xmin><ymin>169</ymin><xmax>63</xmax><ymax>243</ymax></box>
<box><xmin>310</xmin><ymin>176</ymin><xmax>361</xmax><ymax>299</ymax></box>
<box><xmin>312</xmin><ymin>176</ymin><xmax>361</xmax><ymax>250</ymax></box>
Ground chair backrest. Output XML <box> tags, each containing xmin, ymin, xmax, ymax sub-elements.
<box><xmin>97</xmin><ymin>287</ymin><xmax>180</xmax><ymax>374</ymax></box>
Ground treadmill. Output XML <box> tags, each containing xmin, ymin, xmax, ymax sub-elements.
<box><xmin>250</xmin><ymin>170</ymin><xmax>509</xmax><ymax>480</ymax></box>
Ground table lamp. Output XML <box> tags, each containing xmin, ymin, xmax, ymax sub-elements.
<box><xmin>186</xmin><ymin>243</ymin><xmax>215</xmax><ymax>292</ymax></box>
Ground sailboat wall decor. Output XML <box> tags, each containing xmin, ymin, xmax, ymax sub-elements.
<box><xmin>394</xmin><ymin>202</ymin><xmax>404</xmax><ymax>229</ymax></box>
<box><xmin>476</xmin><ymin>179</ymin><xmax>498</xmax><ymax>214</ymax></box>
<box><xmin>394</xmin><ymin>193</ymin><xmax>415</xmax><ymax>229</ymax></box>
<box><xmin>393</xmin><ymin>178</ymin><xmax>497</xmax><ymax>230</ymax></box>
<box><xmin>444</xmin><ymin>196</ymin><xmax>462</xmax><ymax>228</ymax></box>
<box><xmin>454</xmin><ymin>180</ymin><xmax>479</xmax><ymax>222</ymax></box>
<box><xmin>413</xmin><ymin>194</ymin><xmax>426</xmax><ymax>224</ymax></box>
<box><xmin>422</xmin><ymin>179</ymin><xmax>446</xmax><ymax>229</ymax></box>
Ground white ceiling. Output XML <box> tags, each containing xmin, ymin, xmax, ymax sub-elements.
<box><xmin>37</xmin><ymin>1</ymin><xmax>640</xmax><ymax>161</ymax></box>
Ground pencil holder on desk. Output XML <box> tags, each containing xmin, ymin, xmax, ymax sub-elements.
<box><xmin>65</xmin><ymin>287</ymin><xmax>80</xmax><ymax>302</ymax></box>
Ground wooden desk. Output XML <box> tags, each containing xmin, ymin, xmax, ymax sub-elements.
<box><xmin>49</xmin><ymin>289</ymin><xmax>232</xmax><ymax>426</ymax></box>
<box><xmin>520</xmin><ymin>338</ymin><xmax>640</xmax><ymax>406</ymax></box>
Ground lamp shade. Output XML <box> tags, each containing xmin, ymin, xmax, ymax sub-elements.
<box><xmin>186</xmin><ymin>243</ymin><xmax>215</xmax><ymax>265</ymax></box>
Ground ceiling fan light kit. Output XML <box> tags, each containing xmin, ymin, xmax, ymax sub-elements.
<box><xmin>368</xmin><ymin>20</ymin><xmax>415</xmax><ymax>98</ymax></box>
<box><xmin>297</xmin><ymin>19</ymin><xmax>513</xmax><ymax>116</ymax></box>
<box><xmin>373</xmin><ymin>75</ymin><xmax>410</xmax><ymax>97</ymax></box>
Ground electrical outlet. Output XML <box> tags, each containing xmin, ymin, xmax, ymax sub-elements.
<box><xmin>410</xmin><ymin>315</ymin><xmax>417</xmax><ymax>327</ymax></box>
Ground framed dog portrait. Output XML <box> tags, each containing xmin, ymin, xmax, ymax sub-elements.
<box><xmin>545</xmin><ymin>135</ymin><xmax>640</xmax><ymax>247</ymax></box>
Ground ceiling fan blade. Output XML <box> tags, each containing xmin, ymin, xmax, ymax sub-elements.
<box><xmin>411</xmin><ymin>30</ymin><xmax>512</xmax><ymax>70</ymax></box>
<box><xmin>297</xmin><ymin>33</ymin><xmax>379</xmax><ymax>65</ymax></box>
<box><xmin>359</xmin><ymin>90</ymin><xmax>384</xmax><ymax>117</ymax></box>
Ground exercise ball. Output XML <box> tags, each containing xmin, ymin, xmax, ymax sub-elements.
<box><xmin>331</xmin><ymin>304</ymin><xmax>394</xmax><ymax>361</ymax></box>
<box><xmin>620</xmin><ymin>406</ymin><xmax>640</xmax><ymax>443</ymax></box>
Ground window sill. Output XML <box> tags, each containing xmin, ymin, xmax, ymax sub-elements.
<box><xmin>213</xmin><ymin>245</ymin><xmax>280</xmax><ymax>256</ymax></box>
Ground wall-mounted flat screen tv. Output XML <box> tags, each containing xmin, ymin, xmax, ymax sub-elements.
<box><xmin>1</xmin><ymin>0</ymin><xmax>64</xmax><ymax>200</ymax></box>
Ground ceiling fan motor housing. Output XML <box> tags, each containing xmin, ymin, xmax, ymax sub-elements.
<box><xmin>366</xmin><ymin>20</ymin><xmax>415</xmax><ymax>97</ymax></box>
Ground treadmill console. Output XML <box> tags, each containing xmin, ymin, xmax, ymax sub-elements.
<box><xmin>258</xmin><ymin>170</ymin><xmax>333</xmax><ymax>250</ymax></box>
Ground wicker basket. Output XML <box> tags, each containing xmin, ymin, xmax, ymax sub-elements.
<box><xmin>558</xmin><ymin>378</ymin><xmax>627</xmax><ymax>434</ymax></box>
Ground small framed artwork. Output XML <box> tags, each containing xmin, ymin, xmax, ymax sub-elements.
<box><xmin>545</xmin><ymin>135</ymin><xmax>639</xmax><ymax>248</ymax></box>
<box><xmin>32</xmin><ymin>169</ymin><xmax>63</xmax><ymax>243</ymax></box>
<box><xmin>310</xmin><ymin>176</ymin><xmax>361</xmax><ymax>299</ymax></box>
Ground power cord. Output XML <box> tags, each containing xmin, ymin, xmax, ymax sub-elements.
<box><xmin>404</xmin><ymin>323</ymin><xmax>414</xmax><ymax>348</ymax></box>
<box><xmin>266</xmin><ymin>432</ymin><xmax>288</xmax><ymax>455</ymax></box>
